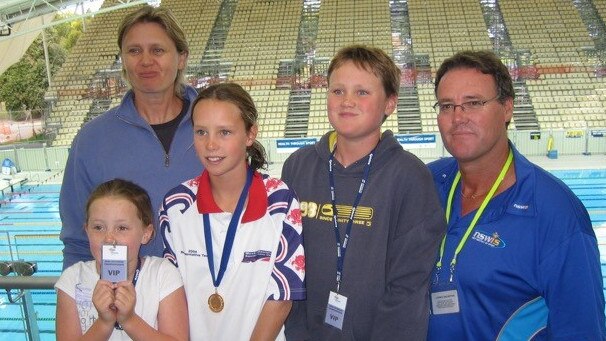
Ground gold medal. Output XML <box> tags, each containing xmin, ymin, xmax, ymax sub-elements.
<box><xmin>208</xmin><ymin>291</ymin><xmax>224</xmax><ymax>313</ymax></box>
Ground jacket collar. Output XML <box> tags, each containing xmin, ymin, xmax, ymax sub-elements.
<box><xmin>116</xmin><ymin>86</ymin><xmax>197</xmax><ymax>126</ymax></box>
<box><xmin>435</xmin><ymin>141</ymin><xmax>537</xmax><ymax>220</ymax></box>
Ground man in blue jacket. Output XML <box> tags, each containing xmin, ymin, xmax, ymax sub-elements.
<box><xmin>427</xmin><ymin>50</ymin><xmax>605</xmax><ymax>340</ymax></box>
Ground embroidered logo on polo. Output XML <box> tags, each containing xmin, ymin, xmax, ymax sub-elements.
<box><xmin>242</xmin><ymin>250</ymin><xmax>272</xmax><ymax>263</ymax></box>
<box><xmin>472</xmin><ymin>231</ymin><xmax>506</xmax><ymax>248</ymax></box>
<box><xmin>180</xmin><ymin>249</ymin><xmax>203</xmax><ymax>257</ymax></box>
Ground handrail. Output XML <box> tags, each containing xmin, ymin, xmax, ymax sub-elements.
<box><xmin>0</xmin><ymin>276</ymin><xmax>58</xmax><ymax>290</ymax></box>
<box><xmin>0</xmin><ymin>266</ymin><xmax>56</xmax><ymax>341</ymax></box>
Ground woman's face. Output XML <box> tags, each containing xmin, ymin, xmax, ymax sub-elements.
<box><xmin>120</xmin><ymin>22</ymin><xmax>187</xmax><ymax>97</ymax></box>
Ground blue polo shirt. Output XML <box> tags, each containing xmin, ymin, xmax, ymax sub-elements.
<box><xmin>427</xmin><ymin>144</ymin><xmax>605</xmax><ymax>340</ymax></box>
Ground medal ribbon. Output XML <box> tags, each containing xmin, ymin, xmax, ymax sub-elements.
<box><xmin>203</xmin><ymin>167</ymin><xmax>253</xmax><ymax>290</ymax></box>
<box><xmin>115</xmin><ymin>256</ymin><xmax>142</xmax><ymax>330</ymax></box>
<box><xmin>435</xmin><ymin>149</ymin><xmax>513</xmax><ymax>282</ymax></box>
<box><xmin>329</xmin><ymin>146</ymin><xmax>376</xmax><ymax>293</ymax></box>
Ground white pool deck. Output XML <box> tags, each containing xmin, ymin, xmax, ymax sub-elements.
<box><xmin>12</xmin><ymin>153</ymin><xmax>605</xmax><ymax>186</ymax></box>
<box><xmin>525</xmin><ymin>154</ymin><xmax>606</xmax><ymax>171</ymax></box>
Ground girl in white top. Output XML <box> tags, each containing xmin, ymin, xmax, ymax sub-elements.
<box><xmin>55</xmin><ymin>179</ymin><xmax>188</xmax><ymax>341</ymax></box>
<box><xmin>161</xmin><ymin>82</ymin><xmax>305</xmax><ymax>340</ymax></box>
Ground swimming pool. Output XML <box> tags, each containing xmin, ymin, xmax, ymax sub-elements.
<box><xmin>0</xmin><ymin>184</ymin><xmax>61</xmax><ymax>341</ymax></box>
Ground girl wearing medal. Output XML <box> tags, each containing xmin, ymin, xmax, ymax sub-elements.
<box><xmin>55</xmin><ymin>179</ymin><xmax>189</xmax><ymax>341</ymax></box>
<box><xmin>161</xmin><ymin>82</ymin><xmax>306</xmax><ymax>340</ymax></box>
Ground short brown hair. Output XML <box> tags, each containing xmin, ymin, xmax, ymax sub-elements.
<box><xmin>327</xmin><ymin>45</ymin><xmax>401</xmax><ymax>98</ymax></box>
<box><xmin>434</xmin><ymin>50</ymin><xmax>514</xmax><ymax>103</ymax></box>
<box><xmin>118</xmin><ymin>5</ymin><xmax>189</xmax><ymax>98</ymax></box>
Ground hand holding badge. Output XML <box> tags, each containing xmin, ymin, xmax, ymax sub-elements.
<box><xmin>100</xmin><ymin>243</ymin><xmax>138</xmax><ymax>330</ymax></box>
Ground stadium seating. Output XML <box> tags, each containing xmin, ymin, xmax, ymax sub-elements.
<box><xmin>45</xmin><ymin>0</ymin><xmax>145</xmax><ymax>146</ymax></box>
<box><xmin>43</xmin><ymin>0</ymin><xmax>605</xmax><ymax>146</ymax></box>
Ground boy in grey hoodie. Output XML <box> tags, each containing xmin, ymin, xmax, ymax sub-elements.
<box><xmin>282</xmin><ymin>45</ymin><xmax>445</xmax><ymax>341</ymax></box>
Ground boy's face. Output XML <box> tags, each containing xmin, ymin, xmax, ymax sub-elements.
<box><xmin>327</xmin><ymin>61</ymin><xmax>396</xmax><ymax>143</ymax></box>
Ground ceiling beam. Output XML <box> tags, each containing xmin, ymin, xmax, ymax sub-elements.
<box><xmin>0</xmin><ymin>0</ymin><xmax>148</xmax><ymax>42</ymax></box>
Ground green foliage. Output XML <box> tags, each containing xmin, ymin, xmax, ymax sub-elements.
<box><xmin>0</xmin><ymin>14</ymin><xmax>89</xmax><ymax>118</ymax></box>
<box><xmin>0</xmin><ymin>59</ymin><xmax>46</xmax><ymax>116</ymax></box>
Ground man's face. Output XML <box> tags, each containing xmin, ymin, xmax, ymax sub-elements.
<box><xmin>435</xmin><ymin>67</ymin><xmax>513</xmax><ymax>165</ymax></box>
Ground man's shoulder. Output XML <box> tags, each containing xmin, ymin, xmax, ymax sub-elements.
<box><xmin>282</xmin><ymin>145</ymin><xmax>321</xmax><ymax>175</ymax></box>
<box><xmin>528</xmin><ymin>164</ymin><xmax>584</xmax><ymax>208</ymax></box>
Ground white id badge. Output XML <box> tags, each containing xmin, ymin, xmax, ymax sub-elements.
<box><xmin>430</xmin><ymin>288</ymin><xmax>460</xmax><ymax>315</ymax></box>
<box><xmin>324</xmin><ymin>291</ymin><xmax>347</xmax><ymax>330</ymax></box>
<box><xmin>101</xmin><ymin>244</ymin><xmax>127</xmax><ymax>283</ymax></box>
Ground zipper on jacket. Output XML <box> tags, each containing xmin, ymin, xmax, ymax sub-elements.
<box><xmin>117</xmin><ymin>92</ymin><xmax>193</xmax><ymax>169</ymax></box>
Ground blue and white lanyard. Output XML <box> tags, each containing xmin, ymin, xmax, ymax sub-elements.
<box><xmin>328</xmin><ymin>147</ymin><xmax>375</xmax><ymax>293</ymax></box>
<box><xmin>203</xmin><ymin>167</ymin><xmax>253</xmax><ymax>290</ymax></box>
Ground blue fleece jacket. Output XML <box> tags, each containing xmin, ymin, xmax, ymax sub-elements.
<box><xmin>59</xmin><ymin>86</ymin><xmax>203</xmax><ymax>269</ymax></box>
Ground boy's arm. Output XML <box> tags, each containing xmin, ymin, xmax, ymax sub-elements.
<box><xmin>371</xmin><ymin>168</ymin><xmax>446</xmax><ymax>340</ymax></box>
<box><xmin>281</xmin><ymin>155</ymin><xmax>311</xmax><ymax>341</ymax></box>
<box><xmin>284</xmin><ymin>301</ymin><xmax>309</xmax><ymax>341</ymax></box>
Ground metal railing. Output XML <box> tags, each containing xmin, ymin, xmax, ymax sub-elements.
<box><xmin>0</xmin><ymin>261</ymin><xmax>58</xmax><ymax>341</ymax></box>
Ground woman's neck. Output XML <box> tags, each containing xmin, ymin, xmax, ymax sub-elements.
<box><xmin>133</xmin><ymin>91</ymin><xmax>182</xmax><ymax>125</ymax></box>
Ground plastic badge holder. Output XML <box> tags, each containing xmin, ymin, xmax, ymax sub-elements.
<box><xmin>101</xmin><ymin>244</ymin><xmax>127</xmax><ymax>283</ymax></box>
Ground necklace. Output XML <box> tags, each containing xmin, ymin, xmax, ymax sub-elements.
<box><xmin>460</xmin><ymin>190</ymin><xmax>488</xmax><ymax>200</ymax></box>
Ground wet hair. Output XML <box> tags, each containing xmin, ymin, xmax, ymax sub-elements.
<box><xmin>434</xmin><ymin>50</ymin><xmax>514</xmax><ymax>103</ymax></box>
<box><xmin>117</xmin><ymin>5</ymin><xmax>189</xmax><ymax>98</ymax></box>
<box><xmin>192</xmin><ymin>83</ymin><xmax>268</xmax><ymax>171</ymax></box>
<box><xmin>85</xmin><ymin>179</ymin><xmax>155</xmax><ymax>239</ymax></box>
<box><xmin>327</xmin><ymin>44</ymin><xmax>401</xmax><ymax>98</ymax></box>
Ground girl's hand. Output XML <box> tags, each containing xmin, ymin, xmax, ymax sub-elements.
<box><xmin>114</xmin><ymin>281</ymin><xmax>137</xmax><ymax>325</ymax></box>
<box><xmin>92</xmin><ymin>280</ymin><xmax>117</xmax><ymax>325</ymax></box>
